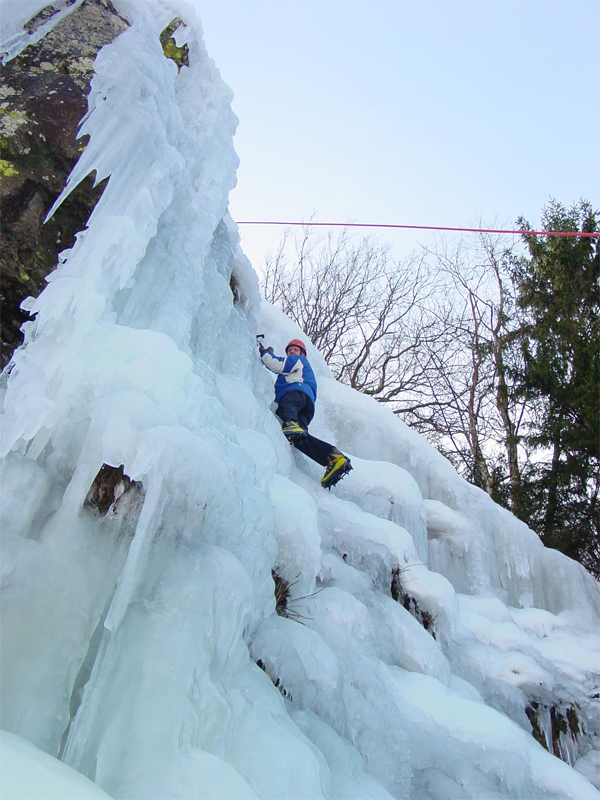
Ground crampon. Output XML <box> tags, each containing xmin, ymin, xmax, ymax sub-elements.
<box><xmin>321</xmin><ymin>453</ymin><xmax>352</xmax><ymax>489</ymax></box>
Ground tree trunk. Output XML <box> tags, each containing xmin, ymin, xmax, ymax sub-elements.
<box><xmin>494</xmin><ymin>340</ymin><xmax>522</xmax><ymax>516</ymax></box>
<box><xmin>543</xmin><ymin>424</ymin><xmax>563</xmax><ymax>543</ymax></box>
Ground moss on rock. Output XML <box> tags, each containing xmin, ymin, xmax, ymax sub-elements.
<box><xmin>160</xmin><ymin>18</ymin><xmax>189</xmax><ymax>71</ymax></box>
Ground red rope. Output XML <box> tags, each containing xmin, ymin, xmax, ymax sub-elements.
<box><xmin>237</xmin><ymin>221</ymin><xmax>600</xmax><ymax>238</ymax></box>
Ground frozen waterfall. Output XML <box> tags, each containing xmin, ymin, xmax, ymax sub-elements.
<box><xmin>1</xmin><ymin>2</ymin><xmax>599</xmax><ymax>799</ymax></box>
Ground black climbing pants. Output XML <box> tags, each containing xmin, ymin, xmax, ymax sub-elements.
<box><xmin>276</xmin><ymin>390</ymin><xmax>337</xmax><ymax>468</ymax></box>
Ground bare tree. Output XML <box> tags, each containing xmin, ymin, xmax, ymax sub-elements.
<box><xmin>262</xmin><ymin>226</ymin><xmax>441</xmax><ymax>404</ymax></box>
<box><xmin>402</xmin><ymin>233</ymin><xmax>529</xmax><ymax>507</ymax></box>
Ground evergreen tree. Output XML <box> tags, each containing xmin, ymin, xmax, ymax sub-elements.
<box><xmin>515</xmin><ymin>199</ymin><xmax>599</xmax><ymax>575</ymax></box>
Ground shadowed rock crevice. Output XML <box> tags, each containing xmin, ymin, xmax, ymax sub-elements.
<box><xmin>391</xmin><ymin>565</ymin><xmax>436</xmax><ymax>638</ymax></box>
<box><xmin>85</xmin><ymin>463</ymin><xmax>143</xmax><ymax>517</ymax></box>
<box><xmin>525</xmin><ymin>700</ymin><xmax>587</xmax><ymax>765</ymax></box>
<box><xmin>256</xmin><ymin>658</ymin><xmax>294</xmax><ymax>701</ymax></box>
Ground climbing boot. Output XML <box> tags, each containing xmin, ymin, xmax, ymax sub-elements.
<box><xmin>321</xmin><ymin>452</ymin><xmax>352</xmax><ymax>489</ymax></box>
<box><xmin>282</xmin><ymin>420</ymin><xmax>306</xmax><ymax>442</ymax></box>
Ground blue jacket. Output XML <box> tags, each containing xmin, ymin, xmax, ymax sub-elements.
<box><xmin>261</xmin><ymin>351</ymin><xmax>318</xmax><ymax>405</ymax></box>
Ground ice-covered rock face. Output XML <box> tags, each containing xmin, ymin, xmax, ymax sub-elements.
<box><xmin>1</xmin><ymin>2</ymin><xmax>599</xmax><ymax>800</ymax></box>
<box><xmin>0</xmin><ymin>0</ymin><xmax>129</xmax><ymax>367</ymax></box>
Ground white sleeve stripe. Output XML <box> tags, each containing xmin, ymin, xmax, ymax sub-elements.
<box><xmin>262</xmin><ymin>353</ymin><xmax>305</xmax><ymax>384</ymax></box>
<box><xmin>261</xmin><ymin>352</ymin><xmax>286</xmax><ymax>374</ymax></box>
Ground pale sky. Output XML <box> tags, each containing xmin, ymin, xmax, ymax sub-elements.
<box><xmin>191</xmin><ymin>1</ymin><xmax>600</xmax><ymax>269</ymax></box>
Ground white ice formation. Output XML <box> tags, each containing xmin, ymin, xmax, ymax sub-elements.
<box><xmin>1</xmin><ymin>2</ymin><xmax>599</xmax><ymax>799</ymax></box>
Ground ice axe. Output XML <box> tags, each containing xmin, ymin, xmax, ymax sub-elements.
<box><xmin>256</xmin><ymin>334</ymin><xmax>272</xmax><ymax>356</ymax></box>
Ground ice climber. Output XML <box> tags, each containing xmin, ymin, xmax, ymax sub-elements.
<box><xmin>258</xmin><ymin>337</ymin><xmax>352</xmax><ymax>489</ymax></box>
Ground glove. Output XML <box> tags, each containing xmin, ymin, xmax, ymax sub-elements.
<box><xmin>259</xmin><ymin>344</ymin><xmax>273</xmax><ymax>357</ymax></box>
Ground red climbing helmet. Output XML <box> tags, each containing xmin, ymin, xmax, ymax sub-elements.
<box><xmin>286</xmin><ymin>338</ymin><xmax>307</xmax><ymax>356</ymax></box>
